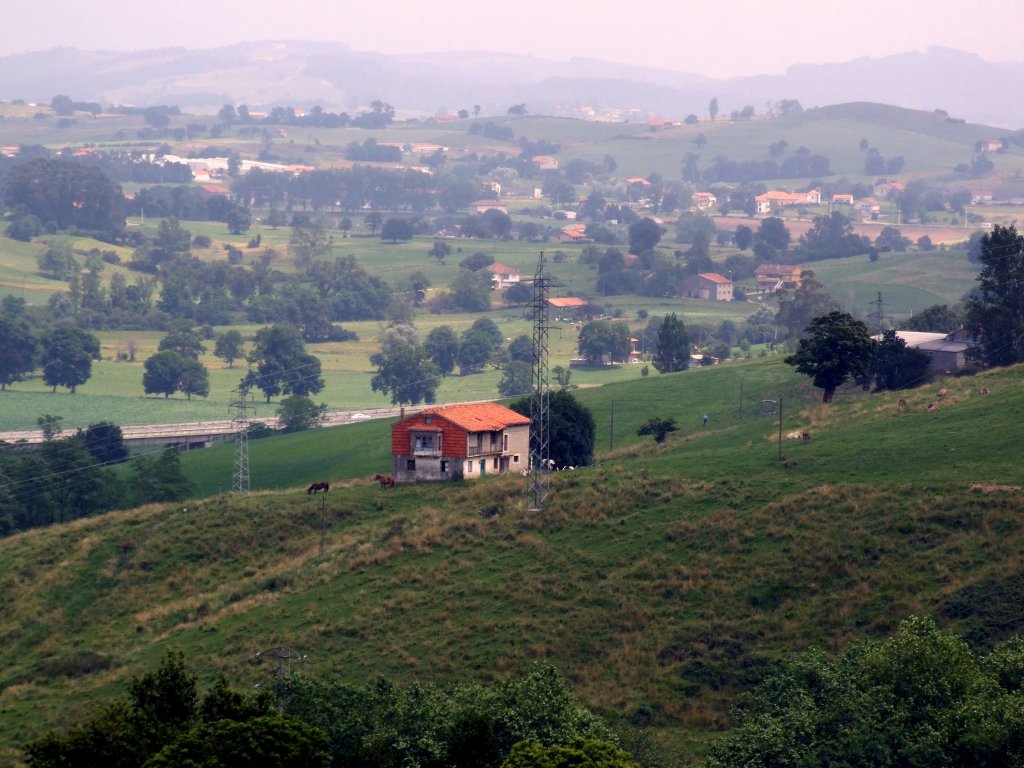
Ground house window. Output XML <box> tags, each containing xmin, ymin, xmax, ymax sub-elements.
<box><xmin>406</xmin><ymin>459</ymin><xmax>415</xmax><ymax>471</ymax></box>
<box><xmin>503</xmin><ymin>433</ymin><xmax>508</xmax><ymax>452</ymax></box>
<box><xmin>466</xmin><ymin>460</ymin><xmax>473</xmax><ymax>472</ymax></box>
<box><xmin>440</xmin><ymin>460</ymin><xmax>449</xmax><ymax>473</ymax></box>
<box><xmin>513</xmin><ymin>454</ymin><xmax>520</xmax><ymax>463</ymax></box>
<box><xmin>414</xmin><ymin>434</ymin><xmax>435</xmax><ymax>451</ymax></box>
<box><xmin>493</xmin><ymin>457</ymin><xmax>499</xmax><ymax>469</ymax></box>
<box><xmin>424</xmin><ymin>415</ymin><xmax>432</xmax><ymax>424</ymax></box>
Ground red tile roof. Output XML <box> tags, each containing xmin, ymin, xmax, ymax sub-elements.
<box><xmin>416</xmin><ymin>402</ymin><xmax>530</xmax><ymax>432</ymax></box>
<box><xmin>698</xmin><ymin>272</ymin><xmax>732</xmax><ymax>284</ymax></box>
<box><xmin>546</xmin><ymin>297</ymin><xmax>589</xmax><ymax>308</ymax></box>
<box><xmin>488</xmin><ymin>262</ymin><xmax>519</xmax><ymax>275</ymax></box>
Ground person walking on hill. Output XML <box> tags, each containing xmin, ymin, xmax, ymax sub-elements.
<box><xmin>703</xmin><ymin>413</ymin><xmax>708</xmax><ymax>427</ymax></box>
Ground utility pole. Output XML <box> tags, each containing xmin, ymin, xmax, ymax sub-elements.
<box><xmin>230</xmin><ymin>382</ymin><xmax>252</xmax><ymax>493</ymax></box>
<box><xmin>525</xmin><ymin>252</ymin><xmax>551</xmax><ymax>513</ymax></box>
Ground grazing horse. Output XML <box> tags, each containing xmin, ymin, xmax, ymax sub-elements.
<box><xmin>927</xmin><ymin>403</ymin><xmax>939</xmax><ymax>413</ymax></box>
<box><xmin>375</xmin><ymin>473</ymin><xmax>395</xmax><ymax>489</ymax></box>
<box><xmin>937</xmin><ymin>388</ymin><xmax>948</xmax><ymax>400</ymax></box>
<box><xmin>898</xmin><ymin>398</ymin><xmax>908</xmax><ymax>413</ymax></box>
<box><xmin>980</xmin><ymin>387</ymin><xmax>991</xmax><ymax>395</ymax></box>
<box><xmin>307</xmin><ymin>481</ymin><xmax>330</xmax><ymax>495</ymax></box>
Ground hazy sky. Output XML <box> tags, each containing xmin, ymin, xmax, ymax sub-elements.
<box><xmin>5</xmin><ymin>0</ymin><xmax>1023</xmax><ymax>78</ymax></box>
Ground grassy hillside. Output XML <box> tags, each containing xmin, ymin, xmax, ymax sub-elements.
<box><xmin>1</xmin><ymin>358</ymin><xmax>1022</xmax><ymax>764</ymax></box>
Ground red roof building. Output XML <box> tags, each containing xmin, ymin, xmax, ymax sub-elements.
<box><xmin>682</xmin><ymin>272</ymin><xmax>734</xmax><ymax>301</ymax></box>
<box><xmin>391</xmin><ymin>403</ymin><xmax>530</xmax><ymax>482</ymax></box>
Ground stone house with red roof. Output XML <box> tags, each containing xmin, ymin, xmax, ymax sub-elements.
<box><xmin>391</xmin><ymin>403</ymin><xmax>530</xmax><ymax>482</ymax></box>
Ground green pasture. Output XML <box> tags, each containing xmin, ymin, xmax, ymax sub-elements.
<box><xmin>811</xmin><ymin>247</ymin><xmax>978</xmax><ymax>317</ymax></box>
<box><xmin>2</xmin><ymin>358</ymin><xmax>1023</xmax><ymax>761</ymax></box>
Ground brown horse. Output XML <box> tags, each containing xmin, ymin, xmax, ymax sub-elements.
<box><xmin>307</xmin><ymin>481</ymin><xmax>330</xmax><ymax>495</ymax></box>
<box><xmin>375</xmin><ymin>473</ymin><xmax>395</xmax><ymax>489</ymax></box>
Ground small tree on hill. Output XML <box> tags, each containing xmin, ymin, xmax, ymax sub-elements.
<box><xmin>637</xmin><ymin>417</ymin><xmax>678</xmax><ymax>444</ymax></box>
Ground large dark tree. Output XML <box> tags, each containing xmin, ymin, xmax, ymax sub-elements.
<box><xmin>652</xmin><ymin>313</ymin><xmax>691</xmax><ymax>373</ymax></box>
<box><xmin>40</xmin><ymin>327</ymin><xmax>100</xmax><ymax>393</ymax></box>
<box><xmin>5</xmin><ymin>157</ymin><xmax>124</xmax><ymax>236</ymax></box>
<box><xmin>871</xmin><ymin>329</ymin><xmax>932</xmax><ymax>391</ymax></box>
<box><xmin>628</xmin><ymin>217</ymin><xmax>663</xmax><ymax>255</ymax></box>
<box><xmin>80</xmin><ymin>421</ymin><xmax>129</xmax><ymax>465</ymax></box>
<box><xmin>423</xmin><ymin>325</ymin><xmax>459</xmax><ymax>375</ymax></box>
<box><xmin>214</xmin><ymin>330</ymin><xmax>244</xmax><ymax>368</ymax></box>
<box><xmin>785</xmin><ymin>311</ymin><xmax>874</xmax><ymax>402</ymax></box>
<box><xmin>578</xmin><ymin>320</ymin><xmax>631</xmax><ymax>365</ymax></box>
<box><xmin>511</xmin><ymin>390</ymin><xmax>596</xmax><ymax>467</ymax></box>
<box><xmin>245</xmin><ymin>324</ymin><xmax>324</xmax><ymax>403</ymax></box>
<box><xmin>964</xmin><ymin>224</ymin><xmax>1024</xmax><ymax>367</ymax></box>
<box><xmin>0</xmin><ymin>316</ymin><xmax>38</xmax><ymax>390</ymax></box>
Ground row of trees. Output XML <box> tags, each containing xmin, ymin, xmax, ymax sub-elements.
<box><xmin>0</xmin><ymin>310</ymin><xmax>100</xmax><ymax>393</ymax></box>
<box><xmin>0</xmin><ymin>420</ymin><xmax>190</xmax><ymax>537</ymax></box>
<box><xmin>25</xmin><ymin>654</ymin><xmax>629</xmax><ymax>768</ymax></box>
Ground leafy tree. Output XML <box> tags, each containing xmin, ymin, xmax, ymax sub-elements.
<box><xmin>965</xmin><ymin>224</ymin><xmax>1024</xmax><ymax>367</ymax></box>
<box><xmin>460</xmin><ymin>251</ymin><xmax>494</xmax><ymax>271</ymax></box>
<box><xmin>511</xmin><ymin>391</ymin><xmax>595</xmax><ymax>467</ymax></box>
<box><xmin>40</xmin><ymin>326</ymin><xmax>100</xmax><ymax>393</ymax></box>
<box><xmin>470</xmin><ymin>317</ymin><xmax>504</xmax><ymax>347</ymax></box>
<box><xmin>508</xmin><ymin>334</ymin><xmax>534</xmax><ymax>364</ymax></box>
<box><xmin>0</xmin><ymin>316</ymin><xmax>38</xmax><ymax>390</ymax></box>
<box><xmin>430</xmin><ymin>239</ymin><xmax>452</xmax><ymax>263</ymax></box>
<box><xmin>902</xmin><ymin>304</ymin><xmax>963</xmax><ymax>332</ymax></box>
<box><xmin>277</xmin><ymin>395</ymin><xmax>328</xmax><ymax>433</ymax></box>
<box><xmin>176</xmin><ymin>356</ymin><xmax>210</xmax><ymax>400</ymax></box>
<box><xmin>652</xmin><ymin>313</ymin><xmax>690</xmax><ymax>373</ymax></box>
<box><xmin>733</xmin><ymin>225</ymin><xmax>753</xmax><ymax>250</ymax></box>
<box><xmin>245</xmin><ymin>324</ymin><xmax>324</xmax><ymax>402</ymax></box>
<box><xmin>5</xmin><ymin>157</ymin><xmax>124</xmax><ymax>236</ymax></box>
<box><xmin>457</xmin><ymin>329</ymin><xmax>495</xmax><ymax>375</ymax></box>
<box><xmin>708</xmin><ymin>96</ymin><xmax>718</xmax><ymax>121</ymax></box>
<box><xmin>799</xmin><ymin>211</ymin><xmax>871</xmax><ymax>261</ymax></box>
<box><xmin>214</xmin><ymin>330</ymin><xmax>244</xmax><ymax>368</ymax></box>
<box><xmin>875</xmin><ymin>225</ymin><xmax>911</xmax><ymax>252</ymax></box>
<box><xmin>504</xmin><ymin>281</ymin><xmax>533</xmax><ymax>305</ymax></box>
<box><xmin>449</xmin><ymin>269</ymin><xmax>493</xmax><ymax>312</ymax></box>
<box><xmin>578</xmin><ymin>320</ymin><xmax>631</xmax><ymax>364</ymax></box>
<box><xmin>37</xmin><ymin>242</ymin><xmax>78</xmax><ymax>280</ymax></box>
<box><xmin>552</xmin><ymin>365</ymin><xmax>574</xmax><ymax>391</ymax></box>
<box><xmin>289</xmin><ymin>222</ymin><xmax>333</xmax><ymax>272</ymax></box>
<box><xmin>370</xmin><ymin>344</ymin><xmax>440</xmax><ymax>405</ymax></box>
<box><xmin>498</xmin><ymin>360</ymin><xmax>533</xmax><ymax>397</ymax></box>
<box><xmin>224</xmin><ymin>206</ymin><xmax>251</xmax><ymax>235</ymax></box>
<box><xmin>755</xmin><ymin>216</ymin><xmax>791</xmax><ymax>252</ymax></box>
<box><xmin>774</xmin><ymin>270</ymin><xmax>836</xmax><ymax>340</ymax></box>
<box><xmin>709</xmin><ymin>617</ymin><xmax>1024</xmax><ymax>768</ymax></box>
<box><xmin>142</xmin><ymin>350</ymin><xmax>209</xmax><ymax>400</ymax></box>
<box><xmin>628</xmin><ymin>217</ymin><xmax>663</xmax><ymax>255</ymax></box>
<box><xmin>785</xmin><ymin>310</ymin><xmax>874</xmax><ymax>402</ymax></box>
<box><xmin>158</xmin><ymin>320</ymin><xmax>207</xmax><ymax>359</ymax></box>
<box><xmin>145</xmin><ymin>714</ymin><xmax>331</xmax><ymax>768</ymax></box>
<box><xmin>6</xmin><ymin>212</ymin><xmax>44</xmax><ymax>241</ymax></box>
<box><xmin>381</xmin><ymin>217</ymin><xmax>414</xmax><ymax>243</ymax></box>
<box><xmin>872</xmin><ymin>329</ymin><xmax>932</xmax><ymax>391</ymax></box>
<box><xmin>502</xmin><ymin>739</ymin><xmax>637</xmax><ymax>768</ymax></box>
<box><xmin>423</xmin><ymin>325</ymin><xmax>459</xmax><ymax>375</ymax></box>
<box><xmin>637</xmin><ymin>416</ymin><xmax>678</xmax><ymax>443</ymax></box>
<box><xmin>130</xmin><ymin>448</ymin><xmax>193</xmax><ymax>504</ymax></box>
<box><xmin>80</xmin><ymin>421</ymin><xmax>128</xmax><ymax>464</ymax></box>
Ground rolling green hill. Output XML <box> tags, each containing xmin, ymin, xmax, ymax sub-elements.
<box><xmin>1</xmin><ymin>357</ymin><xmax>1023</xmax><ymax>764</ymax></box>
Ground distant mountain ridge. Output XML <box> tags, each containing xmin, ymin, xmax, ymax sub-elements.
<box><xmin>0</xmin><ymin>41</ymin><xmax>1021</xmax><ymax>127</ymax></box>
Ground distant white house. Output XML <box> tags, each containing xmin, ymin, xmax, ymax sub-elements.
<box><xmin>487</xmin><ymin>262</ymin><xmax>521</xmax><ymax>288</ymax></box>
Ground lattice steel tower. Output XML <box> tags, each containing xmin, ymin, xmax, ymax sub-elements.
<box><xmin>230</xmin><ymin>383</ymin><xmax>252</xmax><ymax>493</ymax></box>
<box><xmin>525</xmin><ymin>252</ymin><xmax>551</xmax><ymax>512</ymax></box>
